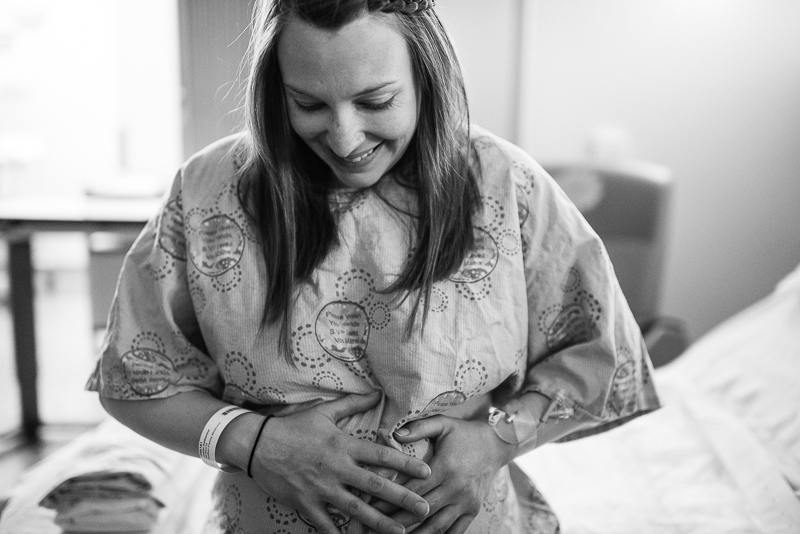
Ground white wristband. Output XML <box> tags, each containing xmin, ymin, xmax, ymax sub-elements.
<box><xmin>199</xmin><ymin>406</ymin><xmax>253</xmax><ymax>471</ymax></box>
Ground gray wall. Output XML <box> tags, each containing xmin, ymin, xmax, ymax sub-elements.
<box><xmin>436</xmin><ymin>0</ymin><xmax>523</xmax><ymax>143</ymax></box>
<box><xmin>518</xmin><ymin>1</ymin><xmax>800</xmax><ymax>340</ymax></box>
<box><xmin>178</xmin><ymin>0</ymin><xmax>253</xmax><ymax>157</ymax></box>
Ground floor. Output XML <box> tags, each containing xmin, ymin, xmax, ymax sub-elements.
<box><xmin>0</xmin><ymin>239</ymin><xmax>108</xmax><ymax>500</ymax></box>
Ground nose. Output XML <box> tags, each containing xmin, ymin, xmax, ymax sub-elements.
<box><xmin>326</xmin><ymin>109</ymin><xmax>366</xmax><ymax>158</ymax></box>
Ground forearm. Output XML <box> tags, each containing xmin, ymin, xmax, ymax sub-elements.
<box><xmin>100</xmin><ymin>391</ymin><xmax>263</xmax><ymax>472</ymax></box>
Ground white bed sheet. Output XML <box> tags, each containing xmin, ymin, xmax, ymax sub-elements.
<box><xmin>516</xmin><ymin>380</ymin><xmax>800</xmax><ymax>534</ymax></box>
<box><xmin>517</xmin><ymin>263</ymin><xmax>800</xmax><ymax>534</ymax></box>
<box><xmin>657</xmin><ymin>263</ymin><xmax>800</xmax><ymax>498</ymax></box>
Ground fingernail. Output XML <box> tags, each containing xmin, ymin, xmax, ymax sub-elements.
<box><xmin>414</xmin><ymin>501</ymin><xmax>429</xmax><ymax>517</ymax></box>
<box><xmin>391</xmin><ymin>526</ymin><xmax>404</xmax><ymax>534</ymax></box>
<box><xmin>394</xmin><ymin>427</ymin><xmax>410</xmax><ymax>437</ymax></box>
<box><xmin>418</xmin><ymin>464</ymin><xmax>431</xmax><ymax>478</ymax></box>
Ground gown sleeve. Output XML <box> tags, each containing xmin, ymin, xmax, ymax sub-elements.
<box><xmin>86</xmin><ymin>169</ymin><xmax>223</xmax><ymax>401</ymax></box>
<box><xmin>492</xmin><ymin>142</ymin><xmax>661</xmax><ymax>444</ymax></box>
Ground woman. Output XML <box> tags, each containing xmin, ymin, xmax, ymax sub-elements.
<box><xmin>88</xmin><ymin>1</ymin><xmax>660</xmax><ymax>533</ymax></box>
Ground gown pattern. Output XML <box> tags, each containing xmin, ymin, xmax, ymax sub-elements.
<box><xmin>88</xmin><ymin>126</ymin><xmax>660</xmax><ymax>533</ymax></box>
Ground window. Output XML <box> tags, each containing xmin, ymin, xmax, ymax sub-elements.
<box><xmin>0</xmin><ymin>0</ymin><xmax>182</xmax><ymax>431</ymax></box>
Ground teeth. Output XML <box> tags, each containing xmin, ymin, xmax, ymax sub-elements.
<box><xmin>345</xmin><ymin>146</ymin><xmax>377</xmax><ymax>163</ymax></box>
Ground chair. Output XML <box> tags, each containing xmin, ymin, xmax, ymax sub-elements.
<box><xmin>544</xmin><ymin>159</ymin><xmax>688</xmax><ymax>367</ymax></box>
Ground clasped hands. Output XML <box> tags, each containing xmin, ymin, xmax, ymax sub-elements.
<box><xmin>247</xmin><ymin>391</ymin><xmax>517</xmax><ymax>534</ymax></box>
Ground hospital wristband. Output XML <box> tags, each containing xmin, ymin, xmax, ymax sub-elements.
<box><xmin>199</xmin><ymin>406</ymin><xmax>254</xmax><ymax>472</ymax></box>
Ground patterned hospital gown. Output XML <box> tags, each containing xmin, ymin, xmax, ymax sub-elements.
<box><xmin>87</xmin><ymin>125</ymin><xmax>660</xmax><ymax>533</ymax></box>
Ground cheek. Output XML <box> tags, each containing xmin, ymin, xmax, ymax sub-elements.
<box><xmin>378</xmin><ymin>110</ymin><xmax>418</xmax><ymax>142</ymax></box>
<box><xmin>287</xmin><ymin>110</ymin><xmax>321</xmax><ymax>142</ymax></box>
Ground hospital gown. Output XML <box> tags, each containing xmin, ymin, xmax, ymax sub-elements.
<box><xmin>87</xmin><ymin>126</ymin><xmax>660</xmax><ymax>533</ymax></box>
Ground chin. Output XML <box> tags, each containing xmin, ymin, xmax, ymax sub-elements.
<box><xmin>333</xmin><ymin>171</ymin><xmax>383</xmax><ymax>190</ymax></box>
<box><xmin>328</xmin><ymin>151</ymin><xmax>399</xmax><ymax>189</ymax></box>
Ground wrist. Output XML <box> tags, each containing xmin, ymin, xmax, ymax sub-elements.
<box><xmin>485</xmin><ymin>420</ymin><xmax>519</xmax><ymax>467</ymax></box>
<box><xmin>484</xmin><ymin>408</ymin><xmax>522</xmax><ymax>466</ymax></box>
<box><xmin>215</xmin><ymin>412</ymin><xmax>264</xmax><ymax>472</ymax></box>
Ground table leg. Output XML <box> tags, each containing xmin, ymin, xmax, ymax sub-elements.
<box><xmin>8</xmin><ymin>239</ymin><xmax>40</xmax><ymax>442</ymax></box>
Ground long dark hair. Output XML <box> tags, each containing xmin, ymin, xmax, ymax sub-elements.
<box><xmin>238</xmin><ymin>0</ymin><xmax>479</xmax><ymax>353</ymax></box>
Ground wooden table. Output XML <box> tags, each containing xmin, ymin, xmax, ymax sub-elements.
<box><xmin>0</xmin><ymin>195</ymin><xmax>161</xmax><ymax>441</ymax></box>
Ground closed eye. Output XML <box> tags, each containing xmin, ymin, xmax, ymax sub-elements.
<box><xmin>361</xmin><ymin>96</ymin><xmax>396</xmax><ymax>112</ymax></box>
<box><xmin>293</xmin><ymin>100</ymin><xmax>325</xmax><ymax>114</ymax></box>
<box><xmin>292</xmin><ymin>96</ymin><xmax>397</xmax><ymax>114</ymax></box>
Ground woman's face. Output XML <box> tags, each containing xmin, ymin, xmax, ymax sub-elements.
<box><xmin>277</xmin><ymin>13</ymin><xmax>419</xmax><ymax>189</ymax></box>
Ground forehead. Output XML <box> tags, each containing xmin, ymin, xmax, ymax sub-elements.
<box><xmin>277</xmin><ymin>13</ymin><xmax>413</xmax><ymax>96</ymax></box>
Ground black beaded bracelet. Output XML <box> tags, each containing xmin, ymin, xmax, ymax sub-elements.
<box><xmin>247</xmin><ymin>415</ymin><xmax>272</xmax><ymax>479</ymax></box>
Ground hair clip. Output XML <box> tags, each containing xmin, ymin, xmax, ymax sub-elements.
<box><xmin>379</xmin><ymin>0</ymin><xmax>436</xmax><ymax>15</ymax></box>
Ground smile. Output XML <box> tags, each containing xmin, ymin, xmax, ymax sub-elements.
<box><xmin>341</xmin><ymin>143</ymin><xmax>381</xmax><ymax>164</ymax></box>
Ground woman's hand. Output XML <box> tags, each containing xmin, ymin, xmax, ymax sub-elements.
<box><xmin>249</xmin><ymin>391</ymin><xmax>431</xmax><ymax>534</ymax></box>
<box><xmin>377</xmin><ymin>415</ymin><xmax>518</xmax><ymax>534</ymax></box>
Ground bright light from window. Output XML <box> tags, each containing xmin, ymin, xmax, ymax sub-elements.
<box><xmin>0</xmin><ymin>0</ymin><xmax>182</xmax><ymax>198</ymax></box>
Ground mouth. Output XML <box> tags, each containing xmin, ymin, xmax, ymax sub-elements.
<box><xmin>337</xmin><ymin>143</ymin><xmax>382</xmax><ymax>165</ymax></box>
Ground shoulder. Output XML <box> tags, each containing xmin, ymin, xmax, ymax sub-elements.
<box><xmin>179</xmin><ymin>133</ymin><xmax>248</xmax><ymax>200</ymax></box>
<box><xmin>469</xmin><ymin>125</ymin><xmax>550</xmax><ymax>193</ymax></box>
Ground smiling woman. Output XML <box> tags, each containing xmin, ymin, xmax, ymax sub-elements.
<box><xmin>87</xmin><ymin>1</ymin><xmax>660</xmax><ymax>533</ymax></box>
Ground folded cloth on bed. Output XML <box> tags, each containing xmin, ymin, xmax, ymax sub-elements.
<box><xmin>0</xmin><ymin>418</ymin><xmax>205</xmax><ymax>534</ymax></box>
<box><xmin>39</xmin><ymin>467</ymin><xmax>164</xmax><ymax>532</ymax></box>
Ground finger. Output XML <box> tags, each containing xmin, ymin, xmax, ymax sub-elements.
<box><xmin>389</xmin><ymin>485</ymin><xmax>451</xmax><ymax>529</ymax></box>
<box><xmin>299</xmin><ymin>502</ymin><xmax>344</xmax><ymax>534</ymax></box>
<box><xmin>319</xmin><ymin>391</ymin><xmax>382</xmax><ymax>421</ymax></box>
<box><xmin>412</xmin><ymin>504</ymin><xmax>466</xmax><ymax>534</ymax></box>
<box><xmin>329</xmin><ymin>490</ymin><xmax>407</xmax><ymax>534</ymax></box>
<box><xmin>345</xmin><ymin>467</ymin><xmax>429</xmax><ymax>520</ymax></box>
<box><xmin>372</xmin><ymin>499</ymin><xmax>399</xmax><ymax>516</ymax></box>
<box><xmin>377</xmin><ymin>463</ymin><xmax>441</xmax><ymax>522</ymax></box>
<box><xmin>388</xmin><ymin>508</ymin><xmax>425</xmax><ymax>531</ymax></box>
<box><xmin>445</xmin><ymin>515</ymin><xmax>475</xmax><ymax>534</ymax></box>
<box><xmin>393</xmin><ymin>416</ymin><xmax>449</xmax><ymax>443</ymax></box>
<box><xmin>387</xmin><ymin>466</ymin><xmax>440</xmax><ymax>505</ymax></box>
<box><xmin>352</xmin><ymin>441</ymin><xmax>431</xmax><ymax>480</ymax></box>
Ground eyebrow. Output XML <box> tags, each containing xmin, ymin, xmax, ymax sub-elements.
<box><xmin>284</xmin><ymin>80</ymin><xmax>398</xmax><ymax>98</ymax></box>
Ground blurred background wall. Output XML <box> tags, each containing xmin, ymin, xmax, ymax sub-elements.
<box><xmin>514</xmin><ymin>0</ymin><xmax>800</xmax><ymax>340</ymax></box>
